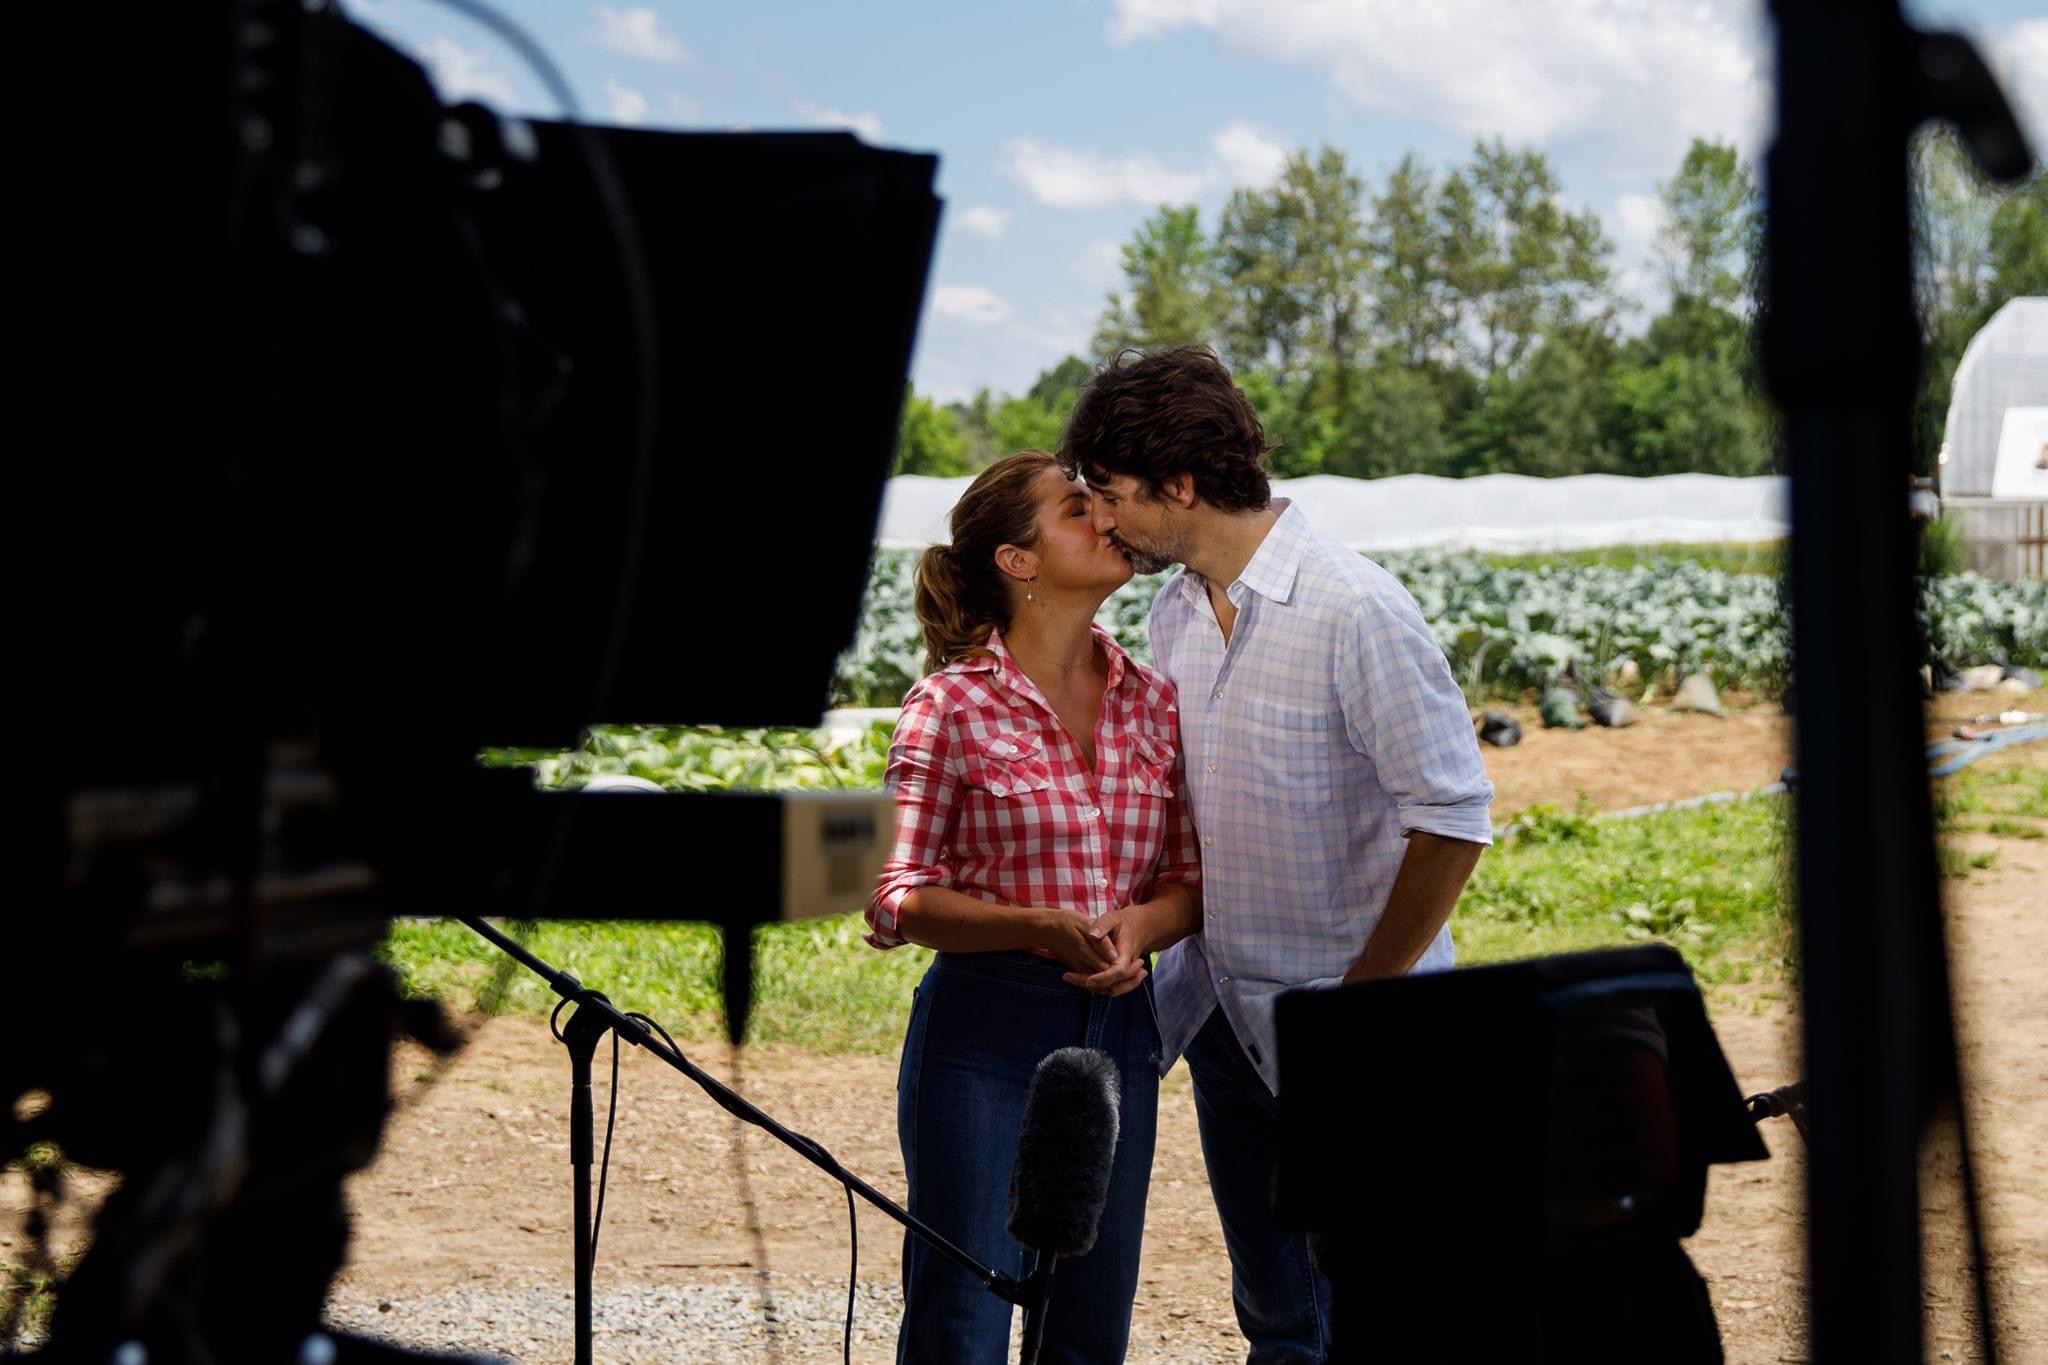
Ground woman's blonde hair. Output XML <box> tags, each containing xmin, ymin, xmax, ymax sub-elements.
<box><xmin>911</xmin><ymin>450</ymin><xmax>1057</xmax><ymax>675</ymax></box>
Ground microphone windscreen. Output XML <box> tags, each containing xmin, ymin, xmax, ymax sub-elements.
<box><xmin>1006</xmin><ymin>1047</ymin><xmax>1122</xmax><ymax>1257</ymax></box>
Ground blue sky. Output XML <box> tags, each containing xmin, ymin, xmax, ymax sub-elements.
<box><xmin>353</xmin><ymin>0</ymin><xmax>2047</xmax><ymax>403</ymax></box>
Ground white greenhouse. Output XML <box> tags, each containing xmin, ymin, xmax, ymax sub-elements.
<box><xmin>1938</xmin><ymin>296</ymin><xmax>2048</xmax><ymax>579</ymax></box>
<box><xmin>877</xmin><ymin>472</ymin><xmax>1788</xmax><ymax>557</ymax></box>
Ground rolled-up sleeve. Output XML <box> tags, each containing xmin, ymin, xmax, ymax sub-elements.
<box><xmin>1336</xmin><ymin>591</ymin><xmax>1494</xmax><ymax>846</ymax></box>
<box><xmin>867</xmin><ymin>680</ymin><xmax>960</xmax><ymax>949</ymax></box>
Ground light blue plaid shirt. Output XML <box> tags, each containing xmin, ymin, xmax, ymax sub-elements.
<box><xmin>1150</xmin><ymin>499</ymin><xmax>1494</xmax><ymax>1094</ymax></box>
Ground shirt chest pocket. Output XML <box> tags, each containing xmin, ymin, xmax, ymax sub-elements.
<box><xmin>961</xmin><ymin>728</ymin><xmax>1056</xmax><ymax>799</ymax></box>
<box><xmin>1107</xmin><ymin>730</ymin><xmax>1176</xmax><ymax>799</ymax></box>
<box><xmin>1243</xmin><ymin>698</ymin><xmax>1339</xmax><ymax>811</ymax></box>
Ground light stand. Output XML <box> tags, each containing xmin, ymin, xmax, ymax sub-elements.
<box><xmin>457</xmin><ymin>915</ymin><xmax>1045</xmax><ymax>1364</ymax></box>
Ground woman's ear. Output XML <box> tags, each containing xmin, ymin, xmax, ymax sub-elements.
<box><xmin>993</xmin><ymin>544</ymin><xmax>1038</xmax><ymax>583</ymax></box>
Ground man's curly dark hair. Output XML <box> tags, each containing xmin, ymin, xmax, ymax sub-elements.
<box><xmin>1056</xmin><ymin>346</ymin><xmax>1273</xmax><ymax>512</ymax></box>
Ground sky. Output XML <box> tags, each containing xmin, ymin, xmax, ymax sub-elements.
<box><xmin>351</xmin><ymin>0</ymin><xmax>2048</xmax><ymax>404</ymax></box>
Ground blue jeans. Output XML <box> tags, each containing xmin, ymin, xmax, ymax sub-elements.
<box><xmin>895</xmin><ymin>950</ymin><xmax>1161</xmax><ymax>1364</ymax></box>
<box><xmin>1183</xmin><ymin>1006</ymin><xmax>1333</xmax><ymax>1363</ymax></box>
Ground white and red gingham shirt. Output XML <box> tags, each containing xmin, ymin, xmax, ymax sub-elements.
<box><xmin>866</xmin><ymin>623</ymin><xmax>1202</xmax><ymax>950</ymax></box>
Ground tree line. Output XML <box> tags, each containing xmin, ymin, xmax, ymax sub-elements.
<box><xmin>897</xmin><ymin>132</ymin><xmax>2047</xmax><ymax>481</ymax></box>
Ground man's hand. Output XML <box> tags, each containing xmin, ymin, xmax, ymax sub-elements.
<box><xmin>1062</xmin><ymin>903</ymin><xmax>1153</xmax><ymax>997</ymax></box>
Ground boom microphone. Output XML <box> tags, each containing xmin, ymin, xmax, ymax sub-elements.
<box><xmin>1006</xmin><ymin>1046</ymin><xmax>1122</xmax><ymax>1362</ymax></box>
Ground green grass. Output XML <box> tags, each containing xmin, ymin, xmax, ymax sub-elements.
<box><xmin>1472</xmin><ymin>541</ymin><xmax>1785</xmax><ymax>576</ymax></box>
<box><xmin>1456</xmin><ymin>795</ymin><xmax>1793</xmax><ymax>985</ymax></box>
<box><xmin>385</xmin><ymin>793</ymin><xmax>1800</xmax><ymax>1052</ymax></box>
<box><xmin>385</xmin><ymin>726</ymin><xmax>2042</xmax><ymax>1055</ymax></box>
<box><xmin>385</xmin><ymin>914</ymin><xmax>931</xmax><ymax>1055</ymax></box>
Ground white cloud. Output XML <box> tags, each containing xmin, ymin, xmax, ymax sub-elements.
<box><xmin>932</xmin><ymin>284</ymin><xmax>1013</xmax><ymax>326</ymax></box>
<box><xmin>1110</xmin><ymin>0</ymin><xmax>1767</xmax><ymax>171</ymax></box>
<box><xmin>421</xmin><ymin>36</ymin><xmax>518</xmax><ymax>106</ymax></box>
<box><xmin>602</xmin><ymin>74</ymin><xmax>649</xmax><ymax>125</ymax></box>
<box><xmin>1072</xmin><ymin>238</ymin><xmax>1126</xmax><ymax>287</ymax></box>
<box><xmin>1993</xmin><ymin>19</ymin><xmax>2048</xmax><ymax>149</ymax></box>
<box><xmin>1001</xmin><ymin>136</ymin><xmax>1218</xmax><ymax>209</ymax></box>
<box><xmin>955</xmin><ymin>206</ymin><xmax>1011</xmax><ymax>240</ymax></box>
<box><xmin>795</xmin><ymin>101</ymin><xmax>886</xmax><ymax>142</ymax></box>
<box><xmin>588</xmin><ymin>5</ymin><xmax>690</xmax><ymax>65</ymax></box>
<box><xmin>1211</xmin><ymin>120</ymin><xmax>1289</xmax><ymax>188</ymax></box>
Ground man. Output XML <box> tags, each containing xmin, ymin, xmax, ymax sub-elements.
<box><xmin>1058</xmin><ymin>346</ymin><xmax>1494</xmax><ymax>1362</ymax></box>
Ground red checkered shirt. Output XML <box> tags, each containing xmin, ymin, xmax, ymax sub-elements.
<box><xmin>866</xmin><ymin>623</ymin><xmax>1202</xmax><ymax>950</ymax></box>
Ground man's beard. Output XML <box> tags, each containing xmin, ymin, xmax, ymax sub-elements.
<box><xmin>1112</xmin><ymin>536</ymin><xmax>1176</xmax><ymax>576</ymax></box>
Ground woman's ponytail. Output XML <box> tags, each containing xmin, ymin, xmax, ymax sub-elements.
<box><xmin>909</xmin><ymin>451</ymin><xmax>1056</xmax><ymax>676</ymax></box>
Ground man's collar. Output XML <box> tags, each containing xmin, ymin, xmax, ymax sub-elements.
<box><xmin>1177</xmin><ymin>498</ymin><xmax>1305</xmax><ymax>606</ymax></box>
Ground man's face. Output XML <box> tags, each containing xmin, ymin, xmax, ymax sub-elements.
<box><xmin>1087</xmin><ymin>473</ymin><xmax>1183</xmax><ymax>575</ymax></box>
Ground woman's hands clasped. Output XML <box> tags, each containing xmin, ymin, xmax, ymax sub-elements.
<box><xmin>1060</xmin><ymin>903</ymin><xmax>1153</xmax><ymax>998</ymax></box>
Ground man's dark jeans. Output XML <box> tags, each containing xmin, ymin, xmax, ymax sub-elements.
<box><xmin>1184</xmin><ymin>1005</ymin><xmax>1334</xmax><ymax>1363</ymax></box>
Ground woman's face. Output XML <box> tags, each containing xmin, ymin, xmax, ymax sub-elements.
<box><xmin>1025</xmin><ymin>466</ymin><xmax>1133</xmax><ymax>595</ymax></box>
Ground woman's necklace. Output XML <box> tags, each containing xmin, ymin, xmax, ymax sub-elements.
<box><xmin>1010</xmin><ymin>641</ymin><xmax>1094</xmax><ymax>676</ymax></box>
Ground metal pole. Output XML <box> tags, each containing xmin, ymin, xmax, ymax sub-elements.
<box><xmin>560</xmin><ymin>1000</ymin><xmax>613</xmax><ymax>1365</ymax></box>
<box><xmin>455</xmin><ymin>917</ymin><xmax>1030</xmax><ymax>1308</ymax></box>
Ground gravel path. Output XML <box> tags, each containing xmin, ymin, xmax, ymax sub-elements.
<box><xmin>326</xmin><ymin>1275</ymin><xmax>1236</xmax><ymax>1363</ymax></box>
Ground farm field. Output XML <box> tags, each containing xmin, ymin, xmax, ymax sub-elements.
<box><xmin>312</xmin><ymin>711</ymin><xmax>2046</xmax><ymax>1364</ymax></box>
<box><xmin>9</xmin><ymin>546</ymin><xmax>2044</xmax><ymax>1361</ymax></box>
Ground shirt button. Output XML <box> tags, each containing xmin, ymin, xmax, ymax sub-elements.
<box><xmin>1213</xmin><ymin>690</ymin><xmax>1223</xmax><ymax>701</ymax></box>
<box><xmin>1086</xmin><ymin>807</ymin><xmax>1100</xmax><ymax>818</ymax></box>
<box><xmin>1202</xmin><ymin>837</ymin><xmax>1214</xmax><ymax>848</ymax></box>
<box><xmin>1097</xmin><ymin>876</ymin><xmax>1109</xmax><ymax>887</ymax></box>
<box><xmin>1206</xmin><ymin>762</ymin><xmax>1217</xmax><ymax>773</ymax></box>
<box><xmin>1219</xmin><ymin>974</ymin><xmax>1232</xmax><ymax>984</ymax></box>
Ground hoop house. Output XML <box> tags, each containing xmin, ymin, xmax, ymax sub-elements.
<box><xmin>1938</xmin><ymin>296</ymin><xmax>2048</xmax><ymax>579</ymax></box>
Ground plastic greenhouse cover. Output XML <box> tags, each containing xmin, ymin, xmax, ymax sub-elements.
<box><xmin>875</xmin><ymin>472</ymin><xmax>1790</xmax><ymax>554</ymax></box>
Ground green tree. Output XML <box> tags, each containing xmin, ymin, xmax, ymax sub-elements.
<box><xmin>1986</xmin><ymin>172</ymin><xmax>2048</xmax><ymax>300</ymax></box>
<box><xmin>1455</xmin><ymin>329</ymin><xmax>1618</xmax><ymax>475</ymax></box>
<box><xmin>1092</xmin><ymin>205</ymin><xmax>1223</xmax><ymax>355</ymax></box>
<box><xmin>1369</xmin><ymin>153</ymin><xmax>1462</xmax><ymax>370</ymax></box>
<box><xmin>1609</xmin><ymin>296</ymin><xmax>1773</xmax><ymax>476</ymax></box>
<box><xmin>1216</xmin><ymin>186</ymin><xmax>1313</xmax><ymax>378</ymax></box>
<box><xmin>1236</xmin><ymin>368</ymin><xmax>1338</xmax><ymax>477</ymax></box>
<box><xmin>1655</xmin><ymin>138</ymin><xmax>1757</xmax><ymax>310</ymax></box>
<box><xmin>892</xmin><ymin>390</ymin><xmax>973</xmax><ymax>476</ymax></box>
<box><xmin>1330</xmin><ymin>357</ymin><xmax>1454</xmax><ymax>477</ymax></box>
<box><xmin>1027</xmin><ymin>355</ymin><xmax>1094</xmax><ymax>410</ymax></box>
<box><xmin>1445</xmin><ymin>140</ymin><xmax>1616</xmax><ymax>378</ymax></box>
<box><xmin>1608</xmin><ymin>353</ymin><xmax>1771</xmax><ymax>476</ymax></box>
<box><xmin>987</xmin><ymin>397</ymin><xmax>1060</xmax><ymax>455</ymax></box>
<box><xmin>1215</xmin><ymin>148</ymin><xmax>1372</xmax><ymax>400</ymax></box>
<box><xmin>955</xmin><ymin>356</ymin><xmax>1094</xmax><ymax>461</ymax></box>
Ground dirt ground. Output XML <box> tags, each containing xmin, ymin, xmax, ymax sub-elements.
<box><xmin>10</xmin><ymin>692</ymin><xmax>2045</xmax><ymax>1362</ymax></box>
<box><xmin>1482</xmin><ymin>683</ymin><xmax>2043</xmax><ymax>817</ymax></box>
<box><xmin>318</xmin><ymin>815</ymin><xmax>2043</xmax><ymax>1364</ymax></box>
<box><xmin>318</xmin><ymin>697</ymin><xmax>2044</xmax><ymax>1362</ymax></box>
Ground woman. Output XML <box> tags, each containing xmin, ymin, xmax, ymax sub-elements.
<box><xmin>867</xmin><ymin>451</ymin><xmax>1204</xmax><ymax>1363</ymax></box>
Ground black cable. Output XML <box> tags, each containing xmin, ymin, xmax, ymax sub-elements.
<box><xmin>620</xmin><ymin>1013</ymin><xmax>862</xmax><ymax>1361</ymax></box>
<box><xmin>842</xmin><ymin>1185</ymin><xmax>858</xmax><ymax>1365</ymax></box>
<box><xmin>591</xmin><ymin>1027</ymin><xmax>620</xmax><ymax>1261</ymax></box>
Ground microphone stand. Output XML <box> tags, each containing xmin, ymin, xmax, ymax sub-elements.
<box><xmin>1016</xmin><ymin>1250</ymin><xmax>1060</xmax><ymax>1365</ymax></box>
<box><xmin>457</xmin><ymin>915</ymin><xmax>1038</xmax><ymax>1364</ymax></box>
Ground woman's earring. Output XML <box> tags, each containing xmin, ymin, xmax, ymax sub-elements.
<box><xmin>1026</xmin><ymin>575</ymin><xmax>1037</xmax><ymax>604</ymax></box>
